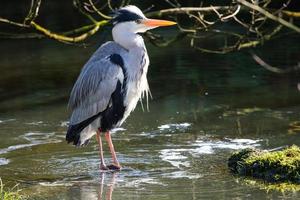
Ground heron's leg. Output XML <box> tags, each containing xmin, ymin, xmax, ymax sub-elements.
<box><xmin>105</xmin><ymin>131</ymin><xmax>121</xmax><ymax>170</ymax></box>
<box><xmin>96</xmin><ymin>130</ymin><xmax>108</xmax><ymax>170</ymax></box>
<box><xmin>106</xmin><ymin>172</ymin><xmax>116</xmax><ymax>199</ymax></box>
<box><xmin>98</xmin><ymin>172</ymin><xmax>105</xmax><ymax>199</ymax></box>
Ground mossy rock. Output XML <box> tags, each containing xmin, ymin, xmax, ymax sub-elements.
<box><xmin>243</xmin><ymin>179</ymin><xmax>300</xmax><ymax>193</ymax></box>
<box><xmin>228</xmin><ymin>145</ymin><xmax>300</xmax><ymax>183</ymax></box>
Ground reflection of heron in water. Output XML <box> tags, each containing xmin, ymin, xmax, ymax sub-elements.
<box><xmin>98</xmin><ymin>172</ymin><xmax>117</xmax><ymax>200</ymax></box>
<box><xmin>66</xmin><ymin>5</ymin><xmax>176</xmax><ymax>170</ymax></box>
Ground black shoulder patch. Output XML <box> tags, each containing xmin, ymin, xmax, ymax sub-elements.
<box><xmin>109</xmin><ymin>53</ymin><xmax>127</xmax><ymax>91</ymax></box>
<box><xmin>109</xmin><ymin>54</ymin><xmax>124</xmax><ymax>67</ymax></box>
<box><xmin>100</xmin><ymin>80</ymin><xmax>126</xmax><ymax>131</ymax></box>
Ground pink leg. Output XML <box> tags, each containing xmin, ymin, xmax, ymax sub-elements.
<box><xmin>105</xmin><ymin>131</ymin><xmax>121</xmax><ymax>170</ymax></box>
<box><xmin>96</xmin><ymin>130</ymin><xmax>108</xmax><ymax>170</ymax></box>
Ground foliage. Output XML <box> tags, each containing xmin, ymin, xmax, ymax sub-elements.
<box><xmin>0</xmin><ymin>178</ymin><xmax>23</xmax><ymax>200</ymax></box>
<box><xmin>228</xmin><ymin>145</ymin><xmax>300</xmax><ymax>184</ymax></box>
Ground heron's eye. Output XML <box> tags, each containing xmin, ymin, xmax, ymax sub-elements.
<box><xmin>135</xmin><ymin>19</ymin><xmax>142</xmax><ymax>24</ymax></box>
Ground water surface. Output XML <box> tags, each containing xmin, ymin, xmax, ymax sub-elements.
<box><xmin>0</xmin><ymin>33</ymin><xmax>300</xmax><ymax>199</ymax></box>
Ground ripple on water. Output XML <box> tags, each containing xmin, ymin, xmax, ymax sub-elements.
<box><xmin>0</xmin><ymin>143</ymin><xmax>36</xmax><ymax>154</ymax></box>
<box><xmin>190</xmin><ymin>138</ymin><xmax>262</xmax><ymax>156</ymax></box>
<box><xmin>0</xmin><ymin>132</ymin><xmax>62</xmax><ymax>155</ymax></box>
<box><xmin>0</xmin><ymin>119</ymin><xmax>16</xmax><ymax>124</ymax></box>
<box><xmin>158</xmin><ymin>123</ymin><xmax>191</xmax><ymax>131</ymax></box>
<box><xmin>39</xmin><ymin>181</ymin><xmax>74</xmax><ymax>187</ymax></box>
<box><xmin>22</xmin><ymin>132</ymin><xmax>60</xmax><ymax>143</ymax></box>
<box><xmin>25</xmin><ymin>121</ymin><xmax>44</xmax><ymax>126</ymax></box>
<box><xmin>111</xmin><ymin>127</ymin><xmax>126</xmax><ymax>133</ymax></box>
<box><xmin>0</xmin><ymin>158</ymin><xmax>9</xmax><ymax>165</ymax></box>
<box><xmin>162</xmin><ymin>171</ymin><xmax>203</xmax><ymax>179</ymax></box>
<box><xmin>139</xmin><ymin>122</ymin><xmax>191</xmax><ymax>138</ymax></box>
<box><xmin>60</xmin><ymin>121</ymin><xmax>69</xmax><ymax>127</ymax></box>
<box><xmin>160</xmin><ymin>149</ymin><xmax>190</xmax><ymax>168</ymax></box>
<box><xmin>121</xmin><ymin>177</ymin><xmax>166</xmax><ymax>187</ymax></box>
<box><xmin>160</xmin><ymin>138</ymin><xmax>261</xmax><ymax>168</ymax></box>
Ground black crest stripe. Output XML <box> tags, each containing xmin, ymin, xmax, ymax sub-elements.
<box><xmin>112</xmin><ymin>9</ymin><xmax>143</xmax><ymax>24</ymax></box>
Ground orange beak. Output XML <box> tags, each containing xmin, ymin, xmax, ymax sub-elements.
<box><xmin>141</xmin><ymin>19</ymin><xmax>177</xmax><ymax>27</ymax></box>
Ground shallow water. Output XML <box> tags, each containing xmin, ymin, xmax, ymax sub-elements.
<box><xmin>0</xmin><ymin>33</ymin><xmax>300</xmax><ymax>199</ymax></box>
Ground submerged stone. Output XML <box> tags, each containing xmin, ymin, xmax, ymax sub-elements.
<box><xmin>228</xmin><ymin>145</ymin><xmax>300</xmax><ymax>184</ymax></box>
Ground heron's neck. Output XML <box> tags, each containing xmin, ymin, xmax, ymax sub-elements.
<box><xmin>112</xmin><ymin>31</ymin><xmax>145</xmax><ymax>50</ymax></box>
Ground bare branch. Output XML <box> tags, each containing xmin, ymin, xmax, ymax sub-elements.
<box><xmin>251</xmin><ymin>53</ymin><xmax>300</xmax><ymax>73</ymax></box>
<box><xmin>24</xmin><ymin>0</ymin><xmax>41</xmax><ymax>25</ymax></box>
<box><xmin>145</xmin><ymin>32</ymin><xmax>187</xmax><ymax>47</ymax></box>
<box><xmin>0</xmin><ymin>32</ymin><xmax>44</xmax><ymax>39</ymax></box>
<box><xmin>107</xmin><ymin>0</ymin><xmax>113</xmax><ymax>10</ymax></box>
<box><xmin>221</xmin><ymin>5</ymin><xmax>241</xmax><ymax>21</ymax></box>
<box><xmin>30</xmin><ymin>20</ymin><xmax>108</xmax><ymax>43</ymax></box>
<box><xmin>0</xmin><ymin>17</ymin><xmax>29</xmax><ymax>27</ymax></box>
<box><xmin>73</xmin><ymin>0</ymin><xmax>97</xmax><ymax>23</ymax></box>
<box><xmin>87</xmin><ymin>0</ymin><xmax>112</xmax><ymax>19</ymax></box>
<box><xmin>282</xmin><ymin>10</ymin><xmax>300</xmax><ymax>18</ymax></box>
<box><xmin>237</xmin><ymin>0</ymin><xmax>300</xmax><ymax>33</ymax></box>
<box><xmin>1</xmin><ymin>0</ymin><xmax>299</xmax><ymax>52</ymax></box>
<box><xmin>146</xmin><ymin>6</ymin><xmax>232</xmax><ymax>17</ymax></box>
<box><xmin>238</xmin><ymin>25</ymin><xmax>282</xmax><ymax>49</ymax></box>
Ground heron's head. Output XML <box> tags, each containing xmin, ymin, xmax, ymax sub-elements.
<box><xmin>112</xmin><ymin>5</ymin><xmax>176</xmax><ymax>33</ymax></box>
<box><xmin>112</xmin><ymin>5</ymin><xmax>176</xmax><ymax>35</ymax></box>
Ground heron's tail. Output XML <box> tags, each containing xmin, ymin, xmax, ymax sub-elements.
<box><xmin>66</xmin><ymin>124</ymin><xmax>87</xmax><ymax>146</ymax></box>
<box><xmin>66</xmin><ymin>113</ymin><xmax>101</xmax><ymax>146</ymax></box>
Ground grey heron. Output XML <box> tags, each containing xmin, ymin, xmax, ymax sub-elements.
<box><xmin>66</xmin><ymin>5</ymin><xmax>176</xmax><ymax>170</ymax></box>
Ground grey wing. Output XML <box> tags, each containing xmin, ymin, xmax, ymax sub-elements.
<box><xmin>68</xmin><ymin>57</ymin><xmax>123</xmax><ymax>125</ymax></box>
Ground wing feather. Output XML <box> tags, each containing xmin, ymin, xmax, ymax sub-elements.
<box><xmin>68</xmin><ymin>42</ymin><xmax>127</xmax><ymax>125</ymax></box>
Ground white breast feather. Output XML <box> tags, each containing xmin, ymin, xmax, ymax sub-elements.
<box><xmin>118</xmin><ymin>47</ymin><xmax>150</xmax><ymax>125</ymax></box>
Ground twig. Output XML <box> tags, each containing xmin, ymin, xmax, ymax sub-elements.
<box><xmin>146</xmin><ymin>32</ymin><xmax>187</xmax><ymax>47</ymax></box>
<box><xmin>251</xmin><ymin>53</ymin><xmax>300</xmax><ymax>73</ymax></box>
<box><xmin>233</xmin><ymin>16</ymin><xmax>250</xmax><ymax>28</ymax></box>
<box><xmin>0</xmin><ymin>32</ymin><xmax>44</xmax><ymax>39</ymax></box>
<box><xmin>211</xmin><ymin>5</ymin><xmax>223</xmax><ymax>18</ymax></box>
<box><xmin>237</xmin><ymin>0</ymin><xmax>300</xmax><ymax>33</ymax></box>
<box><xmin>221</xmin><ymin>5</ymin><xmax>241</xmax><ymax>21</ymax></box>
<box><xmin>24</xmin><ymin>0</ymin><xmax>42</xmax><ymax>25</ymax></box>
<box><xmin>107</xmin><ymin>0</ymin><xmax>113</xmax><ymax>10</ymax></box>
<box><xmin>0</xmin><ymin>17</ymin><xmax>29</xmax><ymax>27</ymax></box>
<box><xmin>62</xmin><ymin>23</ymin><xmax>99</xmax><ymax>36</ymax></box>
<box><xmin>190</xmin><ymin>29</ymin><xmax>239</xmax><ymax>54</ymax></box>
<box><xmin>164</xmin><ymin>0</ymin><xmax>178</xmax><ymax>8</ymax></box>
<box><xmin>88</xmin><ymin>0</ymin><xmax>112</xmax><ymax>19</ymax></box>
<box><xmin>238</xmin><ymin>25</ymin><xmax>282</xmax><ymax>49</ymax></box>
<box><xmin>30</xmin><ymin>20</ymin><xmax>108</xmax><ymax>42</ymax></box>
<box><xmin>282</xmin><ymin>10</ymin><xmax>300</xmax><ymax>18</ymax></box>
<box><xmin>146</xmin><ymin>6</ymin><xmax>232</xmax><ymax>17</ymax></box>
<box><xmin>74</xmin><ymin>0</ymin><xmax>97</xmax><ymax>23</ymax></box>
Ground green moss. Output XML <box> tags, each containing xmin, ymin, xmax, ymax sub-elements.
<box><xmin>228</xmin><ymin>145</ymin><xmax>300</xmax><ymax>183</ymax></box>
<box><xmin>243</xmin><ymin>179</ymin><xmax>300</xmax><ymax>193</ymax></box>
<box><xmin>0</xmin><ymin>178</ymin><xmax>23</xmax><ymax>200</ymax></box>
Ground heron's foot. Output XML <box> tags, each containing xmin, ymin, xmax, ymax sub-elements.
<box><xmin>107</xmin><ymin>163</ymin><xmax>121</xmax><ymax>171</ymax></box>
<box><xmin>100</xmin><ymin>164</ymin><xmax>109</xmax><ymax>170</ymax></box>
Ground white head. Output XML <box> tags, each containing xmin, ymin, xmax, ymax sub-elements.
<box><xmin>112</xmin><ymin>5</ymin><xmax>176</xmax><ymax>49</ymax></box>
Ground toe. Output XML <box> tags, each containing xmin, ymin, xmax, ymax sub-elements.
<box><xmin>107</xmin><ymin>164</ymin><xmax>121</xmax><ymax>171</ymax></box>
<box><xmin>100</xmin><ymin>164</ymin><xmax>109</xmax><ymax>170</ymax></box>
